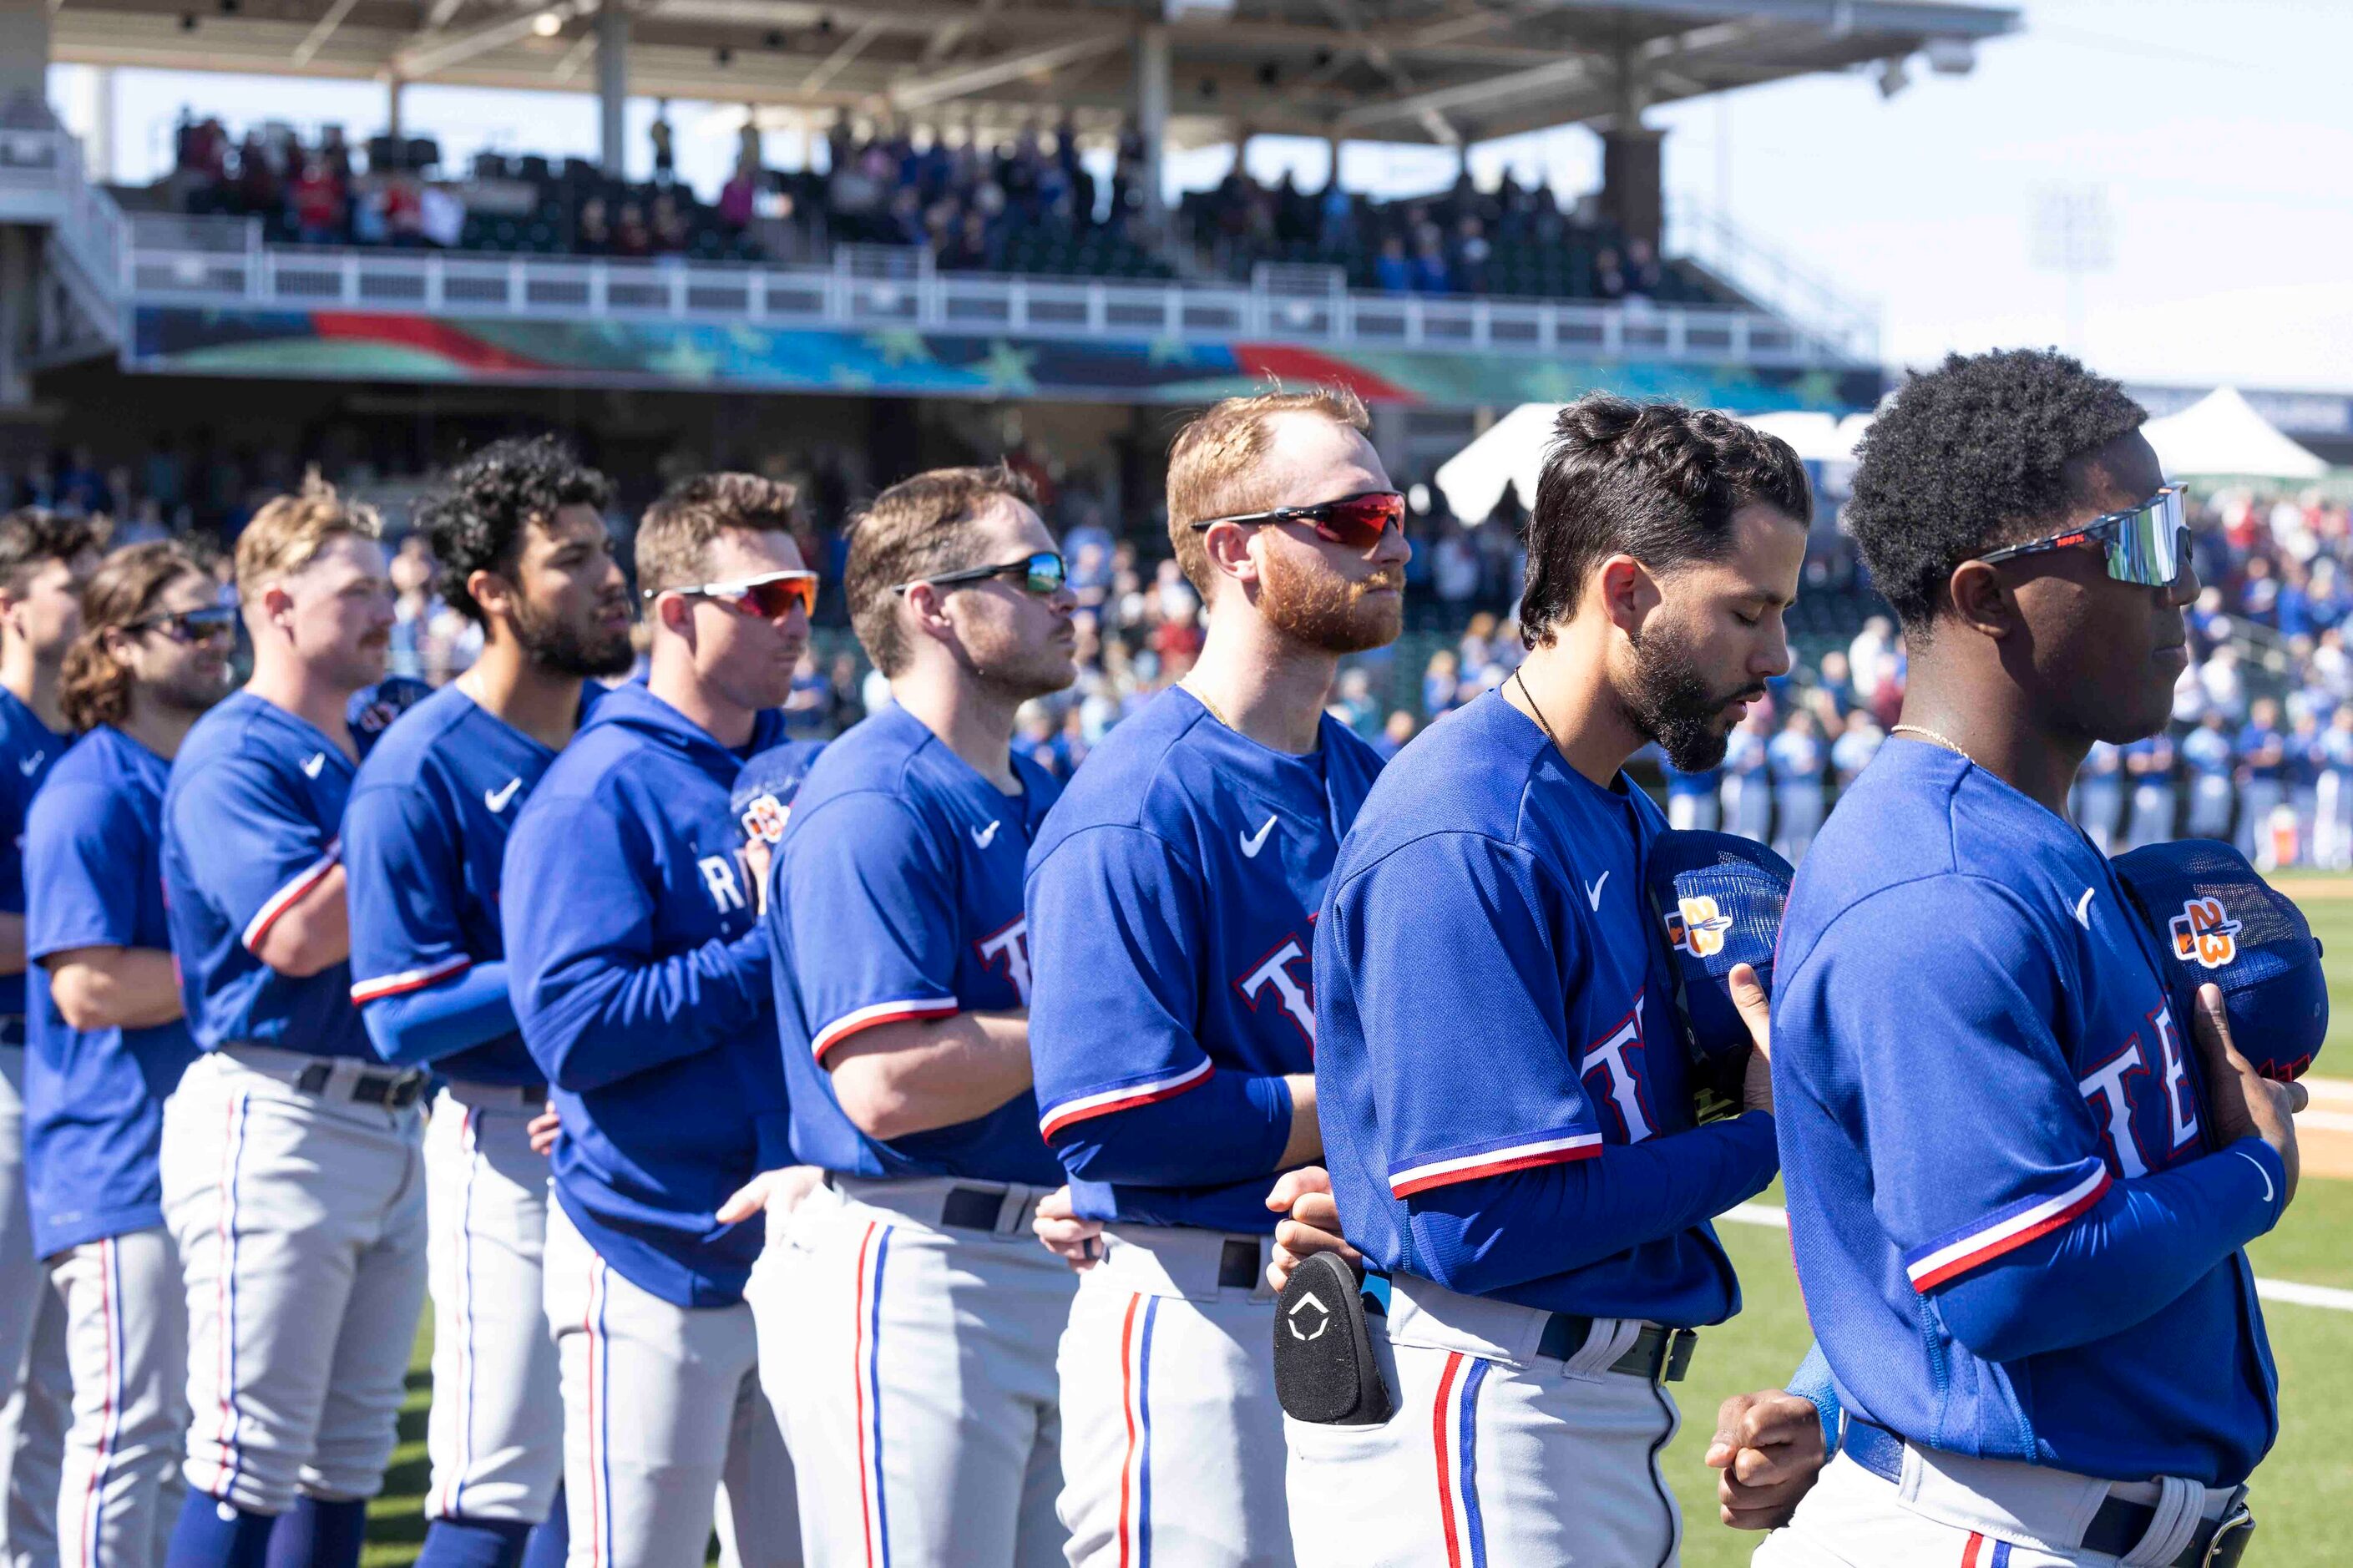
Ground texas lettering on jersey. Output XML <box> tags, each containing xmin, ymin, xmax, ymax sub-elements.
<box><xmin>1235</xmin><ymin>918</ymin><xmax>1316</xmax><ymax>1047</ymax></box>
<box><xmin>2077</xmin><ymin>1003</ymin><xmax>2200</xmax><ymax>1180</ymax></box>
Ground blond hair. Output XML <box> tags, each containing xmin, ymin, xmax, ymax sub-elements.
<box><xmin>1164</xmin><ymin>386</ymin><xmax>1371</xmax><ymax>599</ymax></box>
<box><xmin>635</xmin><ymin>472</ymin><xmax>800</xmax><ymax>598</ymax></box>
<box><xmin>845</xmin><ymin>464</ymin><xmax>1039</xmax><ymax>676</ymax></box>
<box><xmin>234</xmin><ymin>473</ymin><xmax>381</xmax><ymax>597</ymax></box>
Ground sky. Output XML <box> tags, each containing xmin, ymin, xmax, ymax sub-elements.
<box><xmin>48</xmin><ymin>0</ymin><xmax>2353</xmax><ymax>392</ymax></box>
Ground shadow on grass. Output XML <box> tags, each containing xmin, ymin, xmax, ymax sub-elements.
<box><xmin>362</xmin><ymin>1363</ymin><xmax>433</xmax><ymax>1561</ymax></box>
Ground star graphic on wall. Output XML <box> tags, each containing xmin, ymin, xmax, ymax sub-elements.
<box><xmin>978</xmin><ymin>340</ymin><xmax>1040</xmax><ymax>395</ymax></box>
<box><xmin>868</xmin><ymin>329</ymin><xmax>934</xmax><ymax>367</ymax></box>
<box><xmin>1147</xmin><ymin>334</ymin><xmax>1191</xmax><ymax>367</ymax></box>
<box><xmin>647</xmin><ymin>336</ymin><xmax>721</xmax><ymax>382</ymax></box>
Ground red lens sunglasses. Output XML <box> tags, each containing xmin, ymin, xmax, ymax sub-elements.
<box><xmin>1189</xmin><ymin>489</ymin><xmax>1407</xmax><ymax>551</ymax></box>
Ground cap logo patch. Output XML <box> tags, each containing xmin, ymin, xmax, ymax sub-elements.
<box><xmin>740</xmin><ymin>792</ymin><xmax>790</xmax><ymax>846</ymax></box>
<box><xmin>1668</xmin><ymin>894</ymin><xmax>1734</xmax><ymax>959</ymax></box>
<box><xmin>2170</xmin><ymin>897</ymin><xmax>2242</xmax><ymax>969</ymax></box>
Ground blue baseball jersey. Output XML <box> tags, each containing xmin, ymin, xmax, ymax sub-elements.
<box><xmin>345</xmin><ymin>681</ymin><xmax>602</xmax><ymax>1085</ymax></box>
<box><xmin>2236</xmin><ymin>724</ymin><xmax>2285</xmax><ymax>781</ymax></box>
<box><xmin>1026</xmin><ymin>687</ymin><xmax>1384</xmax><ymax>1234</ymax></box>
<box><xmin>23</xmin><ymin>727</ymin><xmax>200</xmax><ymax>1257</ymax></box>
<box><xmin>162</xmin><ymin>690</ymin><xmax>368</xmax><ymax>1058</ymax></box>
<box><xmin>1774</xmin><ymin>739</ymin><xmax>2278</xmax><ymax>1485</ymax></box>
<box><xmin>771</xmin><ymin>705</ymin><xmax>1064</xmax><ymax>1184</ymax></box>
<box><xmin>0</xmin><ymin>686</ymin><xmax>70</xmax><ymax>1021</ymax></box>
<box><xmin>1315</xmin><ymin>692</ymin><xmax>1758</xmax><ymax>1325</ymax></box>
<box><xmin>503</xmin><ymin>683</ymin><xmax>792</xmax><ymax>1308</ymax></box>
<box><xmin>2181</xmin><ymin>726</ymin><xmax>2232</xmax><ymax>780</ymax></box>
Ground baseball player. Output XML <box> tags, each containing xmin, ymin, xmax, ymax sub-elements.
<box><xmin>755</xmin><ymin>465</ymin><xmax>1077</xmax><ymax>1568</ymax></box>
<box><xmin>23</xmin><ymin>542</ymin><xmax>227</xmax><ymax>1568</ymax></box>
<box><xmin>158</xmin><ymin>478</ymin><xmax>426</xmax><ymax>1568</ymax></box>
<box><xmin>0</xmin><ymin>508</ymin><xmax>100</xmax><ymax>1568</ymax></box>
<box><xmin>1025</xmin><ymin>387</ymin><xmax>1404</xmax><ymax>1567</ymax></box>
<box><xmin>1763</xmin><ymin>350</ymin><xmax>2300</xmax><ymax>1566</ymax></box>
<box><xmin>341</xmin><ymin>438</ymin><xmax>633</xmax><ymax>1568</ymax></box>
<box><xmin>503</xmin><ymin>473</ymin><xmax>805</xmax><ymax>1568</ymax></box>
<box><xmin>1293</xmin><ymin>397</ymin><xmax>1805</xmax><ymax>1565</ymax></box>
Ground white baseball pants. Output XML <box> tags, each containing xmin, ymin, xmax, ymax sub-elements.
<box><xmin>0</xmin><ymin>1039</ymin><xmax>68</xmax><ymax>1568</ymax></box>
<box><xmin>46</xmin><ymin>1231</ymin><xmax>186</xmax><ymax>1568</ymax></box>
<box><xmin>544</xmin><ymin>1203</ymin><xmax>793</xmax><ymax>1568</ymax></box>
<box><xmin>423</xmin><ymin>1084</ymin><xmax>563</xmax><ymax>1527</ymax></box>
<box><xmin>161</xmin><ymin>1049</ymin><xmax>429</xmax><ymax>1515</ymax></box>
<box><xmin>754</xmin><ymin>1176</ymin><xmax>1072</xmax><ymax>1568</ymax></box>
<box><xmin>1055</xmin><ymin>1226</ymin><xmax>1293</xmax><ymax>1568</ymax></box>
<box><xmin>1283</xmin><ymin>1280</ymin><xmax>1682</xmax><ymax>1568</ymax></box>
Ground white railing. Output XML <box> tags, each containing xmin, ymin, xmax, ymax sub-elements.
<box><xmin>124</xmin><ymin>217</ymin><xmax>1865</xmax><ymax>372</ymax></box>
<box><xmin>0</xmin><ymin>127</ymin><xmax>130</xmax><ymax>316</ymax></box>
<box><xmin>1664</xmin><ymin>197</ymin><xmax>1880</xmax><ymax>366</ymax></box>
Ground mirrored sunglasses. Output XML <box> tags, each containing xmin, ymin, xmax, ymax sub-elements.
<box><xmin>1974</xmin><ymin>485</ymin><xmax>2190</xmax><ymax>588</ymax></box>
<box><xmin>126</xmin><ymin>604</ymin><xmax>237</xmax><ymax>644</ymax></box>
<box><xmin>892</xmin><ymin>550</ymin><xmax>1069</xmax><ymax>598</ymax></box>
<box><xmin>654</xmin><ymin>570</ymin><xmax>819</xmax><ymax>620</ymax></box>
<box><xmin>1190</xmin><ymin>490</ymin><xmax>1407</xmax><ymax>551</ymax></box>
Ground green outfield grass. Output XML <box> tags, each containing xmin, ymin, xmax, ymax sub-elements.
<box><xmin>2293</xmin><ymin>890</ymin><xmax>2353</xmax><ymax>1079</ymax></box>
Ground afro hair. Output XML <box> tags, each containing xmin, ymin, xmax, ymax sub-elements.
<box><xmin>415</xmin><ymin>435</ymin><xmax>610</xmax><ymax>624</ymax></box>
<box><xmin>1844</xmin><ymin>349</ymin><xmax>2147</xmax><ymax>635</ymax></box>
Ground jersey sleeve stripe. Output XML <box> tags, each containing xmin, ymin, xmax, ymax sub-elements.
<box><xmin>810</xmin><ymin>997</ymin><xmax>962</xmax><ymax>1062</ymax></box>
<box><xmin>239</xmin><ymin>839</ymin><xmax>342</xmax><ymax>954</ymax></box>
<box><xmin>350</xmin><ymin>953</ymin><xmax>474</xmax><ymax>1005</ymax></box>
<box><xmin>1038</xmin><ymin>1059</ymin><xmax>1215</xmax><ymax>1141</ymax></box>
<box><xmin>1388</xmin><ymin>1132</ymin><xmax>1605</xmax><ymax>1199</ymax></box>
<box><xmin>1902</xmin><ymin>1166</ymin><xmax>2113</xmax><ymax>1292</ymax></box>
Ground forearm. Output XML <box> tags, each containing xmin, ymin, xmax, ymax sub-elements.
<box><xmin>1932</xmin><ymin>1140</ymin><xmax>2285</xmax><ymax>1363</ymax></box>
<box><xmin>250</xmin><ymin>866</ymin><xmax>351</xmax><ymax>977</ymax></box>
<box><xmin>1050</xmin><ymin>1068</ymin><xmax>1294</xmax><ymax>1187</ymax></box>
<box><xmin>1405</xmin><ymin>1112</ymin><xmax>1779</xmax><ymax>1296</ymax></box>
<box><xmin>519</xmin><ymin>931</ymin><xmax>768</xmax><ymax>1092</ymax></box>
<box><xmin>48</xmin><ymin>949</ymin><xmax>185</xmax><ymax>1031</ymax></box>
<box><xmin>362</xmin><ymin>962</ymin><xmax>519</xmax><ymax>1068</ymax></box>
<box><xmin>1278</xmin><ymin>1073</ymin><xmax>1321</xmax><ymax>1167</ymax></box>
<box><xmin>825</xmin><ymin>1010</ymin><xmax>1034</xmax><ymax>1140</ymax></box>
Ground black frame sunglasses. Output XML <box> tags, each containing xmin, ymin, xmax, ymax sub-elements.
<box><xmin>124</xmin><ymin>605</ymin><xmax>237</xmax><ymax>643</ymax></box>
<box><xmin>892</xmin><ymin>550</ymin><xmax>1068</xmax><ymax>598</ymax></box>
<box><xmin>1971</xmin><ymin>485</ymin><xmax>2191</xmax><ymax>588</ymax></box>
<box><xmin>1189</xmin><ymin>489</ymin><xmax>1407</xmax><ymax>550</ymax></box>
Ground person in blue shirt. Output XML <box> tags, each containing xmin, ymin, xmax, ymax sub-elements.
<box><xmin>503</xmin><ymin>473</ymin><xmax>807</xmax><ymax>1568</ymax></box>
<box><xmin>1721</xmin><ymin>704</ymin><xmax>1774</xmax><ymax>842</ymax></box>
<box><xmin>1024</xmin><ymin>387</ymin><xmax>1404</xmax><ymax>1567</ymax></box>
<box><xmin>23</xmin><ymin>543</ymin><xmax>223</xmax><ymax>1568</ymax></box>
<box><xmin>0</xmin><ymin>507</ymin><xmax>99</xmax><ymax>1564</ymax></box>
<box><xmin>1767</xmin><ymin>707</ymin><xmax>1827</xmax><ymax>862</ymax></box>
<box><xmin>1660</xmin><ymin>745</ymin><xmax>1723</xmax><ymax>832</ymax></box>
<box><xmin>756</xmin><ymin>464</ymin><xmax>1080</xmax><ymax>1567</ymax></box>
<box><xmin>342</xmin><ymin>438</ymin><xmax>635</xmax><ymax>1568</ymax></box>
<box><xmin>1764</xmin><ymin>349</ymin><xmax>2300</xmax><ymax>1568</ymax></box>
<box><xmin>2285</xmin><ymin>707</ymin><xmax>2325</xmax><ymax>867</ymax></box>
<box><xmin>2181</xmin><ymin>711</ymin><xmax>2236</xmax><ymax>842</ymax></box>
<box><xmin>2119</xmin><ymin>728</ymin><xmax>2178</xmax><ymax>852</ymax></box>
<box><xmin>157</xmin><ymin>479</ymin><xmax>421</xmax><ymax>1568</ymax></box>
<box><xmin>2235</xmin><ymin>695</ymin><xmax>2288</xmax><ymax>867</ymax></box>
<box><xmin>2317</xmin><ymin>705</ymin><xmax>2353</xmax><ymax>870</ymax></box>
<box><xmin>1295</xmin><ymin>395</ymin><xmax>1814</xmax><ymax>1565</ymax></box>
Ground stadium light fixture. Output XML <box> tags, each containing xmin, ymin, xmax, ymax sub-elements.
<box><xmin>1875</xmin><ymin>56</ymin><xmax>1910</xmax><ymax>100</ymax></box>
<box><xmin>532</xmin><ymin>10</ymin><xmax>564</xmax><ymax>36</ymax></box>
<box><xmin>1924</xmin><ymin>37</ymin><xmax>1977</xmax><ymax>75</ymax></box>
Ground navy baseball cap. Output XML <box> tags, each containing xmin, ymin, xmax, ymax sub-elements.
<box><xmin>1645</xmin><ymin>830</ymin><xmax>1794</xmax><ymax>1114</ymax></box>
<box><xmin>732</xmin><ymin>740</ymin><xmax>827</xmax><ymax>849</ymax></box>
<box><xmin>2112</xmin><ymin>838</ymin><xmax>2328</xmax><ymax>1082</ymax></box>
<box><xmin>347</xmin><ymin>675</ymin><xmax>433</xmax><ymax>760</ymax></box>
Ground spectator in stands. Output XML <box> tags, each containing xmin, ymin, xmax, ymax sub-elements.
<box><xmin>720</xmin><ymin>157</ymin><xmax>759</xmax><ymax>232</ymax></box>
<box><xmin>1372</xmin><ymin>709</ymin><xmax>1416</xmax><ymax>761</ymax></box>
<box><xmin>1411</xmin><ymin>225</ymin><xmax>1451</xmax><ymax>293</ymax></box>
<box><xmin>576</xmin><ymin>196</ymin><xmax>611</xmax><ymax>255</ymax></box>
<box><xmin>2183</xmin><ymin>711</ymin><xmax>2235</xmax><ymax>840</ymax></box>
<box><xmin>1829</xmin><ymin>711</ymin><xmax>1884</xmax><ymax>790</ymax></box>
<box><xmin>1723</xmin><ymin>703</ymin><xmax>1774</xmax><ymax>844</ymax></box>
<box><xmin>2290</xmin><ymin>706</ymin><xmax>2326</xmax><ymax>863</ymax></box>
<box><xmin>2237</xmin><ymin>695</ymin><xmax>2288</xmax><ymax>864</ymax></box>
<box><xmin>2076</xmin><ymin>737</ymin><xmax>2125</xmax><ymax>853</ymax></box>
<box><xmin>2320</xmin><ymin>706</ymin><xmax>2353</xmax><ymax>869</ymax></box>
<box><xmin>291</xmin><ymin>156</ymin><xmax>345</xmax><ymax>245</ymax></box>
<box><xmin>2122</xmin><ymin>728</ymin><xmax>2178</xmax><ymax>852</ymax></box>
<box><xmin>615</xmin><ymin>201</ymin><xmax>653</xmax><ymax>259</ymax></box>
<box><xmin>1768</xmin><ymin>707</ymin><xmax>1825</xmax><ymax>862</ymax></box>
<box><xmin>1662</xmin><ymin>749</ymin><xmax>1722</xmax><ymax>832</ymax></box>
<box><xmin>1374</xmin><ymin>236</ymin><xmax>1412</xmax><ymax>294</ymax></box>
<box><xmin>650</xmin><ymin>102</ymin><xmax>676</xmax><ymax>183</ymax></box>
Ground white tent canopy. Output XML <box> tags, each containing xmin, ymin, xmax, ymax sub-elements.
<box><xmin>2142</xmin><ymin>387</ymin><xmax>2328</xmax><ymax>481</ymax></box>
<box><xmin>1433</xmin><ymin>404</ymin><xmax>1872</xmax><ymax>524</ymax></box>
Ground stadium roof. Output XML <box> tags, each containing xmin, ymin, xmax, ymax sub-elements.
<box><xmin>51</xmin><ymin>0</ymin><xmax>2019</xmax><ymax>148</ymax></box>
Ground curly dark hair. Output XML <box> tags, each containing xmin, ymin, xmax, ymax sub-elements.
<box><xmin>1519</xmin><ymin>396</ymin><xmax>1810</xmax><ymax>647</ymax></box>
<box><xmin>415</xmin><ymin>436</ymin><xmax>611</xmax><ymax>625</ymax></box>
<box><xmin>1845</xmin><ymin>349</ymin><xmax>2148</xmax><ymax>636</ymax></box>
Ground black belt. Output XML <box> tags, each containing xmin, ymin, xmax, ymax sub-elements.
<box><xmin>1362</xmin><ymin>1276</ymin><xmax>1695</xmax><ymax>1383</ymax></box>
<box><xmin>939</xmin><ymin>1186</ymin><xmax>1014</xmax><ymax>1233</ymax></box>
<box><xmin>294</xmin><ymin>1061</ymin><xmax>429</xmax><ymax>1110</ymax></box>
<box><xmin>1844</xmin><ymin>1422</ymin><xmax>2254</xmax><ymax>1567</ymax></box>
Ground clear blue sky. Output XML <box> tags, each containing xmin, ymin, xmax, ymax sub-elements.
<box><xmin>52</xmin><ymin>0</ymin><xmax>2353</xmax><ymax>391</ymax></box>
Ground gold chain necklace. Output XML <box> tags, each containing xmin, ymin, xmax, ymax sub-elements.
<box><xmin>1182</xmin><ymin>680</ymin><xmax>1235</xmax><ymax>731</ymax></box>
<box><xmin>1890</xmin><ymin>722</ymin><xmax>1980</xmax><ymax>770</ymax></box>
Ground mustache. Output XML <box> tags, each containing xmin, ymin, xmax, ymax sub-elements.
<box><xmin>1352</xmin><ymin>571</ymin><xmax>1407</xmax><ymax>595</ymax></box>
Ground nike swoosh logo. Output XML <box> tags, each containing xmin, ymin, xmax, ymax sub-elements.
<box><xmin>301</xmin><ymin>752</ymin><xmax>326</xmax><ymax>779</ymax></box>
<box><xmin>1240</xmin><ymin>814</ymin><xmax>1278</xmax><ymax>858</ymax></box>
<box><xmin>971</xmin><ymin>819</ymin><xmax>1000</xmax><ymax>849</ymax></box>
<box><xmin>1586</xmin><ymin>870</ymin><xmax>1610</xmax><ymax>911</ymax></box>
<box><xmin>2237</xmin><ymin>1149</ymin><xmax>2275</xmax><ymax>1204</ymax></box>
<box><xmin>484</xmin><ymin>778</ymin><xmax>523</xmax><ymax>813</ymax></box>
<box><xmin>16</xmin><ymin>752</ymin><xmax>40</xmax><ymax>776</ymax></box>
<box><xmin>2074</xmin><ymin>888</ymin><xmax>2096</xmax><ymax>928</ymax></box>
